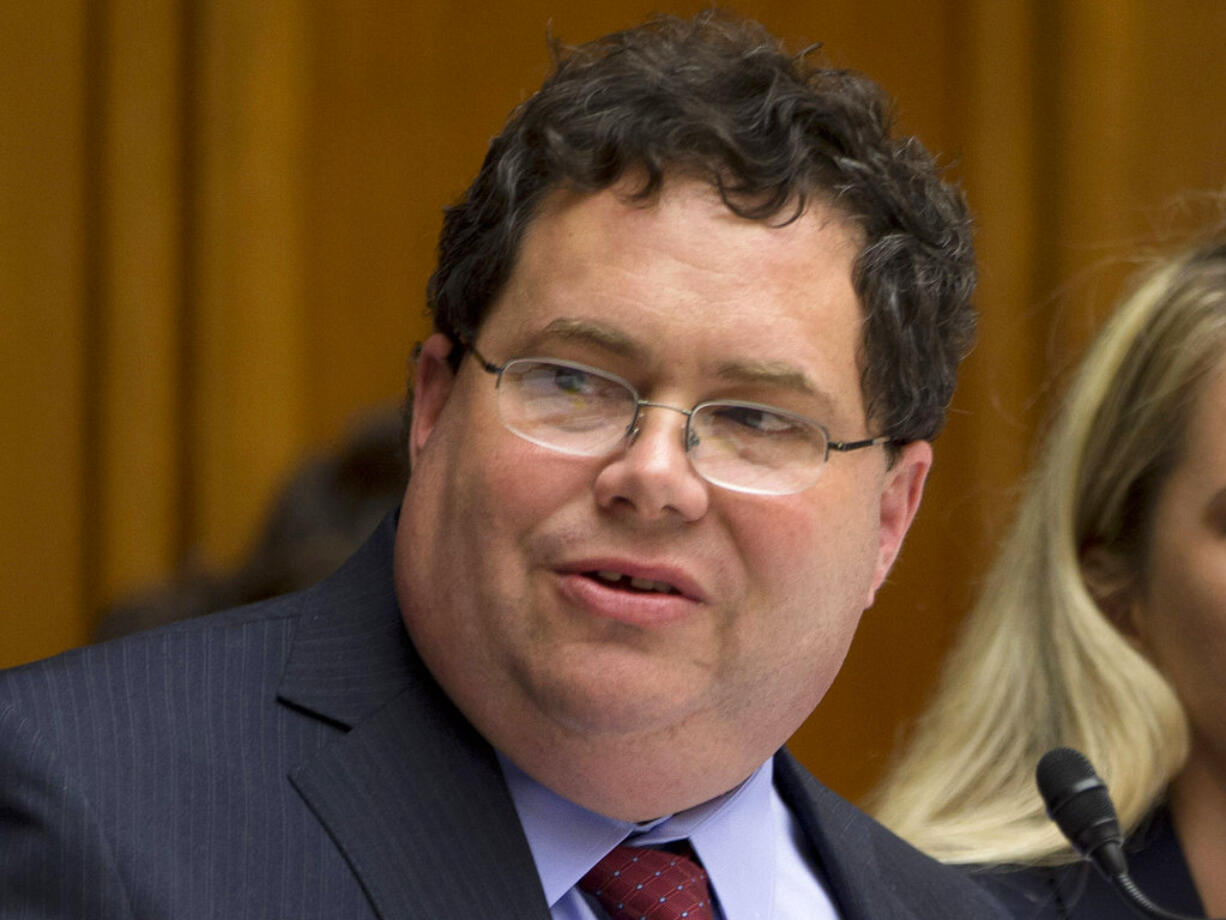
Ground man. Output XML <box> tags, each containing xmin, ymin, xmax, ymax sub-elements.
<box><xmin>0</xmin><ymin>13</ymin><xmax>1006</xmax><ymax>919</ymax></box>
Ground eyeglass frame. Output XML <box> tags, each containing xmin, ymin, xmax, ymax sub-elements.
<box><xmin>458</xmin><ymin>339</ymin><xmax>895</xmax><ymax>494</ymax></box>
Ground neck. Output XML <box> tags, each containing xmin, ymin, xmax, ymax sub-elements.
<box><xmin>493</xmin><ymin>712</ymin><xmax>773</xmax><ymax>821</ymax></box>
<box><xmin>1169</xmin><ymin>739</ymin><xmax>1226</xmax><ymax>916</ymax></box>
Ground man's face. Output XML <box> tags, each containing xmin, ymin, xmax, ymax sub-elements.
<box><xmin>395</xmin><ymin>179</ymin><xmax>930</xmax><ymax>817</ymax></box>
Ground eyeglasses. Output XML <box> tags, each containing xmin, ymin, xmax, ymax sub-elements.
<box><xmin>463</xmin><ymin>343</ymin><xmax>890</xmax><ymax>496</ymax></box>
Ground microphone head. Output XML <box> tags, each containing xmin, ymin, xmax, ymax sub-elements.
<box><xmin>1035</xmin><ymin>747</ymin><xmax>1126</xmax><ymax>873</ymax></box>
<box><xmin>1036</xmin><ymin>747</ymin><xmax>1100</xmax><ymax>806</ymax></box>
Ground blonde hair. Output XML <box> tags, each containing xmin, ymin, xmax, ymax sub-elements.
<box><xmin>869</xmin><ymin>235</ymin><xmax>1226</xmax><ymax>866</ymax></box>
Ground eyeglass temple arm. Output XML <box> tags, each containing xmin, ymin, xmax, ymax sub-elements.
<box><xmin>828</xmin><ymin>435</ymin><xmax>894</xmax><ymax>453</ymax></box>
<box><xmin>455</xmin><ymin>338</ymin><xmax>502</xmax><ymax>375</ymax></box>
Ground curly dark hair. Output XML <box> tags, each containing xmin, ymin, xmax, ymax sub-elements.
<box><xmin>425</xmin><ymin>10</ymin><xmax>976</xmax><ymax>443</ymax></box>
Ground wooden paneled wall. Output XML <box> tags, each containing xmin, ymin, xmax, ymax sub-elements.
<box><xmin>3</xmin><ymin>0</ymin><xmax>1225</xmax><ymax>802</ymax></box>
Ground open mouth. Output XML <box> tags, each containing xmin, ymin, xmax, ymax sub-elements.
<box><xmin>586</xmin><ymin>570</ymin><xmax>681</xmax><ymax>596</ymax></box>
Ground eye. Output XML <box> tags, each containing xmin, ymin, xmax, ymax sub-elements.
<box><xmin>516</xmin><ymin>362</ymin><xmax>606</xmax><ymax>399</ymax></box>
<box><xmin>551</xmin><ymin>365</ymin><xmax>595</xmax><ymax>395</ymax></box>
<box><xmin>547</xmin><ymin>366</ymin><xmax>628</xmax><ymax>403</ymax></box>
<box><xmin>711</xmin><ymin>404</ymin><xmax>798</xmax><ymax>435</ymax></box>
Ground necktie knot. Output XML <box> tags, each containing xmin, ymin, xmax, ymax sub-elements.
<box><xmin>579</xmin><ymin>844</ymin><xmax>716</xmax><ymax>920</ymax></box>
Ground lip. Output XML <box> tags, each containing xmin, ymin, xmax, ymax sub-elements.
<box><xmin>556</xmin><ymin>558</ymin><xmax>708</xmax><ymax>602</ymax></box>
<box><xmin>553</xmin><ymin>557</ymin><xmax>709</xmax><ymax>627</ymax></box>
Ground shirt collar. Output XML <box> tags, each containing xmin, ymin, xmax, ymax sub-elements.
<box><xmin>498</xmin><ymin>753</ymin><xmax>776</xmax><ymax>920</ymax></box>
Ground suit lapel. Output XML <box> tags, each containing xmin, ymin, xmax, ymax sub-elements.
<box><xmin>289</xmin><ymin>678</ymin><xmax>551</xmax><ymax>919</ymax></box>
<box><xmin>773</xmin><ymin>750</ymin><xmax>919</xmax><ymax>920</ymax></box>
<box><xmin>278</xmin><ymin>515</ymin><xmax>552</xmax><ymax>920</ymax></box>
<box><xmin>774</xmin><ymin>750</ymin><xmax>1008</xmax><ymax>920</ymax></box>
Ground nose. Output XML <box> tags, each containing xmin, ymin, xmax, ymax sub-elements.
<box><xmin>592</xmin><ymin>403</ymin><xmax>710</xmax><ymax>522</ymax></box>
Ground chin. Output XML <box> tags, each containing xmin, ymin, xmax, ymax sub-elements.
<box><xmin>526</xmin><ymin>651</ymin><xmax>710</xmax><ymax>739</ymax></box>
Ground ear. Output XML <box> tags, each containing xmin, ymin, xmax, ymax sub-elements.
<box><xmin>1081</xmin><ymin>543</ymin><xmax>1145</xmax><ymax>649</ymax></box>
<box><xmin>409</xmin><ymin>333</ymin><xmax>458</xmax><ymax>468</ymax></box>
<box><xmin>866</xmin><ymin>439</ymin><xmax>932</xmax><ymax>606</ymax></box>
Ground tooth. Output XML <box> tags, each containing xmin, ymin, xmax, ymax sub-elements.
<box><xmin>630</xmin><ymin>577</ymin><xmax>675</xmax><ymax>593</ymax></box>
<box><xmin>596</xmin><ymin>570</ymin><xmax>623</xmax><ymax>583</ymax></box>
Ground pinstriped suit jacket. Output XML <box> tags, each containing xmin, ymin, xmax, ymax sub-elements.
<box><xmin>0</xmin><ymin>514</ymin><xmax>1010</xmax><ymax>919</ymax></box>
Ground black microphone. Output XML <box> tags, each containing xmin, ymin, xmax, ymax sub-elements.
<box><xmin>1036</xmin><ymin>747</ymin><xmax>1208</xmax><ymax>920</ymax></box>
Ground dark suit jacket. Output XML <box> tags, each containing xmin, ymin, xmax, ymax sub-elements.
<box><xmin>1</xmin><ymin>515</ymin><xmax>1010</xmax><ymax>919</ymax></box>
<box><xmin>973</xmin><ymin>805</ymin><xmax>1204</xmax><ymax>920</ymax></box>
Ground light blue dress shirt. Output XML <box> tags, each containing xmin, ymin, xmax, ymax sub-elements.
<box><xmin>497</xmin><ymin>754</ymin><xmax>839</xmax><ymax>920</ymax></box>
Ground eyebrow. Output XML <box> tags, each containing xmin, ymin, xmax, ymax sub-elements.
<box><xmin>713</xmin><ymin>359</ymin><xmax>821</xmax><ymax>397</ymax></box>
<box><xmin>528</xmin><ymin>318</ymin><xmax>649</xmax><ymax>362</ymax></box>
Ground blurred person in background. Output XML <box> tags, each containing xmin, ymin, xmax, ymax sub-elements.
<box><xmin>870</xmin><ymin>230</ymin><xmax>1226</xmax><ymax>918</ymax></box>
<box><xmin>94</xmin><ymin>407</ymin><xmax>407</xmax><ymax>641</ymax></box>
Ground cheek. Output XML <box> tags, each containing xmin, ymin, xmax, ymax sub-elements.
<box><xmin>402</xmin><ymin>424</ymin><xmax>591</xmax><ymax>665</ymax></box>
<box><xmin>403</xmin><ymin>392</ymin><xmax>538</xmax><ymax>600</ymax></box>
<box><xmin>422</xmin><ymin>384</ymin><xmax>579</xmax><ymax>530</ymax></box>
<box><xmin>748</xmin><ymin>475</ymin><xmax>879</xmax><ymax>588</ymax></box>
<box><xmin>725</xmin><ymin>488</ymin><xmax>878</xmax><ymax>654</ymax></box>
<box><xmin>1140</xmin><ymin>543</ymin><xmax>1226</xmax><ymax>723</ymax></box>
<box><xmin>1172</xmin><ymin>592</ymin><xmax>1226</xmax><ymax>675</ymax></box>
<box><xmin>436</xmin><ymin>436</ymin><xmax>607</xmax><ymax>610</ymax></box>
<box><xmin>715</xmin><ymin>498</ymin><xmax>874</xmax><ymax>729</ymax></box>
<box><xmin>481</xmin><ymin>443</ymin><xmax>599</xmax><ymax>537</ymax></box>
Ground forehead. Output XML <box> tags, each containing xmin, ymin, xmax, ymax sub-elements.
<box><xmin>482</xmin><ymin>180</ymin><xmax>866</xmax><ymax>415</ymax></box>
<box><xmin>521</xmin><ymin>180</ymin><xmax>862</xmax><ymax>305</ymax></box>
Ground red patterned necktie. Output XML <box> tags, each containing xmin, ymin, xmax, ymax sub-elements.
<box><xmin>579</xmin><ymin>844</ymin><xmax>717</xmax><ymax>920</ymax></box>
